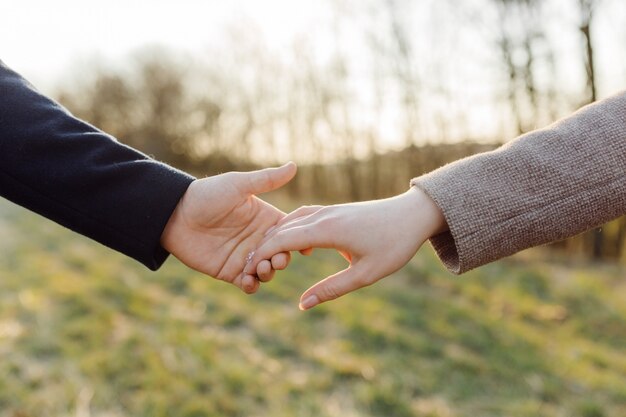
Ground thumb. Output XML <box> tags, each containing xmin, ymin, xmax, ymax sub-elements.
<box><xmin>237</xmin><ymin>161</ymin><xmax>297</xmax><ymax>195</ymax></box>
<box><xmin>299</xmin><ymin>264</ymin><xmax>369</xmax><ymax>310</ymax></box>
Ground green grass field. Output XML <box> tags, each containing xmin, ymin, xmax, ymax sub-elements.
<box><xmin>0</xmin><ymin>199</ymin><xmax>625</xmax><ymax>417</ymax></box>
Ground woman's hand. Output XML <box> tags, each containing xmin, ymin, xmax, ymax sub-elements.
<box><xmin>244</xmin><ymin>187</ymin><xmax>447</xmax><ymax>309</ymax></box>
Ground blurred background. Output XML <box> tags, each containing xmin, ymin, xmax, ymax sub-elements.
<box><xmin>1</xmin><ymin>0</ymin><xmax>625</xmax><ymax>416</ymax></box>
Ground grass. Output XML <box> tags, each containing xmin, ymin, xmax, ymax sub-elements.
<box><xmin>0</xmin><ymin>198</ymin><xmax>625</xmax><ymax>417</ymax></box>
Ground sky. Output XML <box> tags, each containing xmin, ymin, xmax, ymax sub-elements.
<box><xmin>1</xmin><ymin>0</ymin><xmax>625</xmax><ymax>148</ymax></box>
<box><xmin>0</xmin><ymin>0</ymin><xmax>329</xmax><ymax>88</ymax></box>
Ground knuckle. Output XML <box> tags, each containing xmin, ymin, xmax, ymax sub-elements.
<box><xmin>273</xmin><ymin>230</ymin><xmax>288</xmax><ymax>244</ymax></box>
<box><xmin>291</xmin><ymin>206</ymin><xmax>314</xmax><ymax>219</ymax></box>
<box><xmin>320</xmin><ymin>285</ymin><xmax>340</xmax><ymax>301</ymax></box>
<box><xmin>316</xmin><ymin>214</ymin><xmax>336</xmax><ymax>228</ymax></box>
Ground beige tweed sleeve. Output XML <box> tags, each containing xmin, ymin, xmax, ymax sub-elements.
<box><xmin>411</xmin><ymin>92</ymin><xmax>626</xmax><ymax>274</ymax></box>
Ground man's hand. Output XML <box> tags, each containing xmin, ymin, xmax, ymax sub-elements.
<box><xmin>160</xmin><ymin>162</ymin><xmax>297</xmax><ymax>293</ymax></box>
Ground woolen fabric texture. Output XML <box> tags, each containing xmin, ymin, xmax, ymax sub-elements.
<box><xmin>412</xmin><ymin>92</ymin><xmax>626</xmax><ymax>274</ymax></box>
<box><xmin>0</xmin><ymin>60</ymin><xmax>195</xmax><ymax>270</ymax></box>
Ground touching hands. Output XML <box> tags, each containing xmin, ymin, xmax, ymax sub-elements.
<box><xmin>244</xmin><ymin>187</ymin><xmax>447</xmax><ymax>310</ymax></box>
<box><xmin>161</xmin><ymin>165</ymin><xmax>446</xmax><ymax>310</ymax></box>
<box><xmin>161</xmin><ymin>162</ymin><xmax>296</xmax><ymax>294</ymax></box>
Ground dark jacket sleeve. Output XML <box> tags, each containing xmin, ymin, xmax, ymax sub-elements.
<box><xmin>411</xmin><ymin>92</ymin><xmax>626</xmax><ymax>274</ymax></box>
<box><xmin>0</xmin><ymin>60</ymin><xmax>195</xmax><ymax>270</ymax></box>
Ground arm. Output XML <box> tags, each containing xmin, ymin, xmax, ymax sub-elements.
<box><xmin>247</xmin><ymin>92</ymin><xmax>626</xmax><ymax>309</ymax></box>
<box><xmin>0</xmin><ymin>60</ymin><xmax>294</xmax><ymax>293</ymax></box>
<box><xmin>0</xmin><ymin>60</ymin><xmax>193</xmax><ymax>270</ymax></box>
<box><xmin>245</xmin><ymin>187</ymin><xmax>447</xmax><ymax>309</ymax></box>
<box><xmin>413</xmin><ymin>91</ymin><xmax>626</xmax><ymax>274</ymax></box>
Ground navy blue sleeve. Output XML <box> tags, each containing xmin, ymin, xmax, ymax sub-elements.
<box><xmin>0</xmin><ymin>60</ymin><xmax>195</xmax><ymax>270</ymax></box>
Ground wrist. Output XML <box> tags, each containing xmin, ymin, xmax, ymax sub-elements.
<box><xmin>403</xmin><ymin>186</ymin><xmax>448</xmax><ymax>239</ymax></box>
<box><xmin>160</xmin><ymin>186</ymin><xmax>190</xmax><ymax>254</ymax></box>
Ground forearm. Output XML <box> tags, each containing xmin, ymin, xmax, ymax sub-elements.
<box><xmin>412</xmin><ymin>92</ymin><xmax>626</xmax><ymax>273</ymax></box>
<box><xmin>0</xmin><ymin>60</ymin><xmax>194</xmax><ymax>269</ymax></box>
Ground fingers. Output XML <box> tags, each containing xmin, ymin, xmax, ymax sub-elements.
<box><xmin>299</xmin><ymin>263</ymin><xmax>370</xmax><ymax>310</ymax></box>
<box><xmin>256</xmin><ymin>260</ymin><xmax>275</xmax><ymax>282</ymax></box>
<box><xmin>236</xmin><ymin>251</ymin><xmax>291</xmax><ymax>293</ymax></box>
<box><xmin>339</xmin><ymin>250</ymin><xmax>352</xmax><ymax>262</ymax></box>
<box><xmin>251</xmin><ymin>206</ymin><xmax>328</xmax><ymax>263</ymax></box>
<box><xmin>273</xmin><ymin>205</ymin><xmax>323</xmax><ymax>229</ymax></box>
<box><xmin>237</xmin><ymin>161</ymin><xmax>297</xmax><ymax>195</ymax></box>
<box><xmin>249</xmin><ymin>251</ymin><xmax>291</xmax><ymax>283</ymax></box>
<box><xmin>236</xmin><ymin>243</ymin><xmax>293</xmax><ymax>293</ymax></box>
<box><xmin>235</xmin><ymin>273</ymin><xmax>261</xmax><ymax>294</ymax></box>
<box><xmin>246</xmin><ymin>205</ymin><xmax>322</xmax><ymax>276</ymax></box>
<box><xmin>244</xmin><ymin>225</ymin><xmax>324</xmax><ymax>275</ymax></box>
<box><xmin>270</xmin><ymin>252</ymin><xmax>290</xmax><ymax>270</ymax></box>
<box><xmin>300</xmin><ymin>248</ymin><xmax>313</xmax><ymax>256</ymax></box>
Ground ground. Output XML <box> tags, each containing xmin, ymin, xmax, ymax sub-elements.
<box><xmin>0</xmin><ymin>199</ymin><xmax>625</xmax><ymax>417</ymax></box>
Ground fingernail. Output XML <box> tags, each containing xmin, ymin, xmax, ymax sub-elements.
<box><xmin>299</xmin><ymin>295</ymin><xmax>319</xmax><ymax>311</ymax></box>
<box><xmin>264</xmin><ymin>226</ymin><xmax>276</xmax><ymax>237</ymax></box>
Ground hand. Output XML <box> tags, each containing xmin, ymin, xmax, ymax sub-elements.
<box><xmin>161</xmin><ymin>162</ymin><xmax>297</xmax><ymax>293</ymax></box>
<box><xmin>244</xmin><ymin>187</ymin><xmax>447</xmax><ymax>309</ymax></box>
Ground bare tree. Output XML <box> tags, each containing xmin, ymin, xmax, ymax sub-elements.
<box><xmin>579</xmin><ymin>0</ymin><xmax>599</xmax><ymax>103</ymax></box>
<box><xmin>492</xmin><ymin>0</ymin><xmax>547</xmax><ymax>134</ymax></box>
